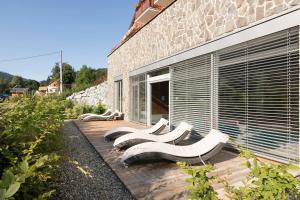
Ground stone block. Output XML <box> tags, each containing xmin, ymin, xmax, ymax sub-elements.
<box><xmin>256</xmin><ymin>6</ymin><xmax>265</xmax><ymax>20</ymax></box>
<box><xmin>66</xmin><ymin>81</ymin><xmax>108</xmax><ymax>106</ymax></box>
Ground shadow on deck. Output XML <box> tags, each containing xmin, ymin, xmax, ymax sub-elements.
<box><xmin>74</xmin><ymin>120</ymin><xmax>249</xmax><ymax>200</ymax></box>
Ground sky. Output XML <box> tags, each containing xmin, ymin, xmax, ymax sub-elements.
<box><xmin>0</xmin><ymin>0</ymin><xmax>138</xmax><ymax>81</ymax></box>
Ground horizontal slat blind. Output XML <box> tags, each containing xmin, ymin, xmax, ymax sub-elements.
<box><xmin>170</xmin><ymin>54</ymin><xmax>211</xmax><ymax>137</ymax></box>
<box><xmin>130</xmin><ymin>74</ymin><xmax>147</xmax><ymax>123</ymax></box>
<box><xmin>217</xmin><ymin>27</ymin><xmax>299</xmax><ymax>162</ymax></box>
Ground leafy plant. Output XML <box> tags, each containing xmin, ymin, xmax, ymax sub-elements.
<box><xmin>64</xmin><ymin>102</ymin><xmax>107</xmax><ymax>119</ymax></box>
<box><xmin>91</xmin><ymin>103</ymin><xmax>106</xmax><ymax>114</ymax></box>
<box><xmin>64</xmin><ymin>103</ymin><xmax>92</xmax><ymax>119</ymax></box>
<box><xmin>226</xmin><ymin>150</ymin><xmax>300</xmax><ymax>200</ymax></box>
<box><xmin>0</xmin><ymin>96</ymin><xmax>65</xmax><ymax>199</ymax></box>
<box><xmin>178</xmin><ymin>162</ymin><xmax>218</xmax><ymax>200</ymax></box>
<box><xmin>238</xmin><ymin>149</ymin><xmax>255</xmax><ymax>160</ymax></box>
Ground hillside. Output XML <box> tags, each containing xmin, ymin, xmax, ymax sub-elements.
<box><xmin>0</xmin><ymin>71</ymin><xmax>39</xmax><ymax>94</ymax></box>
<box><xmin>0</xmin><ymin>71</ymin><xmax>14</xmax><ymax>82</ymax></box>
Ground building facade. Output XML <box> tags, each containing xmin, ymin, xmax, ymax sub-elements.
<box><xmin>47</xmin><ymin>80</ymin><xmax>60</xmax><ymax>94</ymax></box>
<box><xmin>107</xmin><ymin>0</ymin><xmax>300</xmax><ymax>163</ymax></box>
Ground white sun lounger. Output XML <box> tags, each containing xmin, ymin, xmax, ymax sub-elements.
<box><xmin>104</xmin><ymin>118</ymin><xmax>169</xmax><ymax>141</ymax></box>
<box><xmin>114</xmin><ymin>122</ymin><xmax>193</xmax><ymax>149</ymax></box>
<box><xmin>78</xmin><ymin>109</ymin><xmax>112</xmax><ymax>120</ymax></box>
<box><xmin>82</xmin><ymin>111</ymin><xmax>121</xmax><ymax>121</ymax></box>
<box><xmin>121</xmin><ymin>129</ymin><xmax>229</xmax><ymax>166</ymax></box>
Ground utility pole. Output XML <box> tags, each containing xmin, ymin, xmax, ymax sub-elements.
<box><xmin>60</xmin><ymin>50</ymin><xmax>63</xmax><ymax>94</ymax></box>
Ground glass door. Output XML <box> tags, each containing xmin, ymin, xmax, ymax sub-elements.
<box><xmin>151</xmin><ymin>81</ymin><xmax>169</xmax><ymax>124</ymax></box>
<box><xmin>147</xmin><ymin>72</ymin><xmax>170</xmax><ymax>126</ymax></box>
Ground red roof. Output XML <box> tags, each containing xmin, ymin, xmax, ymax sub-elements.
<box><xmin>109</xmin><ymin>0</ymin><xmax>171</xmax><ymax>55</ymax></box>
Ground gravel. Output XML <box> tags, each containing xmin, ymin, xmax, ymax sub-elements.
<box><xmin>51</xmin><ymin>120</ymin><xmax>134</xmax><ymax>200</ymax></box>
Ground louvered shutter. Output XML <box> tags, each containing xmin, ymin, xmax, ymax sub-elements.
<box><xmin>217</xmin><ymin>27</ymin><xmax>299</xmax><ymax>162</ymax></box>
<box><xmin>170</xmin><ymin>54</ymin><xmax>212</xmax><ymax>137</ymax></box>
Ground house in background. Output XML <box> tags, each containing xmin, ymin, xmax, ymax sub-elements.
<box><xmin>37</xmin><ymin>86</ymin><xmax>48</xmax><ymax>95</ymax></box>
<box><xmin>10</xmin><ymin>85</ymin><xmax>29</xmax><ymax>96</ymax></box>
<box><xmin>36</xmin><ymin>81</ymin><xmax>75</xmax><ymax>95</ymax></box>
<box><xmin>47</xmin><ymin>80</ymin><xmax>60</xmax><ymax>94</ymax></box>
<box><xmin>107</xmin><ymin>0</ymin><xmax>300</xmax><ymax>164</ymax></box>
<box><xmin>36</xmin><ymin>80</ymin><xmax>60</xmax><ymax>95</ymax></box>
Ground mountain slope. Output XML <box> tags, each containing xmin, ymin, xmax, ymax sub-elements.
<box><xmin>0</xmin><ymin>71</ymin><xmax>14</xmax><ymax>82</ymax></box>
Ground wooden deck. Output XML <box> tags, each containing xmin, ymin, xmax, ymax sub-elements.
<box><xmin>74</xmin><ymin>120</ymin><xmax>250</xmax><ymax>200</ymax></box>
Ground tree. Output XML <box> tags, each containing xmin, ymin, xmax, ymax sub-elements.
<box><xmin>9</xmin><ymin>76</ymin><xmax>24</xmax><ymax>87</ymax></box>
<box><xmin>39</xmin><ymin>76</ymin><xmax>51</xmax><ymax>86</ymax></box>
<box><xmin>51</xmin><ymin>64</ymin><xmax>60</xmax><ymax>80</ymax></box>
<box><xmin>75</xmin><ymin>65</ymin><xmax>96</xmax><ymax>88</ymax></box>
<box><xmin>94</xmin><ymin>68</ymin><xmax>107</xmax><ymax>84</ymax></box>
<box><xmin>0</xmin><ymin>79</ymin><xmax>9</xmax><ymax>93</ymax></box>
<box><xmin>63</xmin><ymin>64</ymin><xmax>76</xmax><ymax>84</ymax></box>
<box><xmin>50</xmin><ymin>63</ymin><xmax>76</xmax><ymax>84</ymax></box>
<box><xmin>24</xmin><ymin>80</ymin><xmax>40</xmax><ymax>91</ymax></box>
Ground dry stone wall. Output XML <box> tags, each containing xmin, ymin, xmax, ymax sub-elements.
<box><xmin>67</xmin><ymin>81</ymin><xmax>108</xmax><ymax>106</ymax></box>
<box><xmin>107</xmin><ymin>0</ymin><xmax>300</xmax><ymax>120</ymax></box>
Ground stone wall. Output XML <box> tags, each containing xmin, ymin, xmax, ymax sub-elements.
<box><xmin>107</xmin><ymin>0</ymin><xmax>300</xmax><ymax>120</ymax></box>
<box><xmin>67</xmin><ymin>81</ymin><xmax>108</xmax><ymax>106</ymax></box>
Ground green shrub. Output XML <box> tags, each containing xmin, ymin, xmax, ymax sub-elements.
<box><xmin>0</xmin><ymin>96</ymin><xmax>65</xmax><ymax>199</ymax></box>
<box><xmin>178</xmin><ymin>162</ymin><xmax>218</xmax><ymax>200</ymax></box>
<box><xmin>64</xmin><ymin>100</ymin><xmax>74</xmax><ymax>109</ymax></box>
<box><xmin>91</xmin><ymin>103</ymin><xmax>106</xmax><ymax>114</ymax></box>
<box><xmin>64</xmin><ymin>103</ymin><xmax>89</xmax><ymax>119</ymax></box>
<box><xmin>178</xmin><ymin>150</ymin><xmax>300</xmax><ymax>200</ymax></box>
<box><xmin>226</xmin><ymin>150</ymin><xmax>300</xmax><ymax>200</ymax></box>
<box><xmin>64</xmin><ymin>102</ymin><xmax>107</xmax><ymax>119</ymax></box>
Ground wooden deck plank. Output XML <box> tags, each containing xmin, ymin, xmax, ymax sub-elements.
<box><xmin>74</xmin><ymin>120</ymin><xmax>249</xmax><ymax>200</ymax></box>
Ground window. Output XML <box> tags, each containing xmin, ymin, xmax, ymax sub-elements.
<box><xmin>170</xmin><ymin>54</ymin><xmax>212</xmax><ymax>138</ymax></box>
<box><xmin>217</xmin><ymin>27</ymin><xmax>299</xmax><ymax>162</ymax></box>
<box><xmin>114</xmin><ymin>80</ymin><xmax>122</xmax><ymax>112</ymax></box>
<box><xmin>130</xmin><ymin>74</ymin><xmax>147</xmax><ymax>123</ymax></box>
<box><xmin>149</xmin><ymin>68</ymin><xmax>169</xmax><ymax>77</ymax></box>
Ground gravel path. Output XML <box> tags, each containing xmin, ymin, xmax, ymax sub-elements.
<box><xmin>51</xmin><ymin>120</ymin><xmax>134</xmax><ymax>200</ymax></box>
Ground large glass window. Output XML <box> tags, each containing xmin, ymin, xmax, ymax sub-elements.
<box><xmin>130</xmin><ymin>74</ymin><xmax>147</xmax><ymax>123</ymax></box>
<box><xmin>217</xmin><ymin>27</ymin><xmax>299</xmax><ymax>162</ymax></box>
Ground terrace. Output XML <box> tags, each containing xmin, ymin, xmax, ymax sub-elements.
<box><xmin>74</xmin><ymin>120</ymin><xmax>251</xmax><ymax>199</ymax></box>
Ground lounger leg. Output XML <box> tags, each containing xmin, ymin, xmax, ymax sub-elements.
<box><xmin>198</xmin><ymin>155</ymin><xmax>206</xmax><ymax>166</ymax></box>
